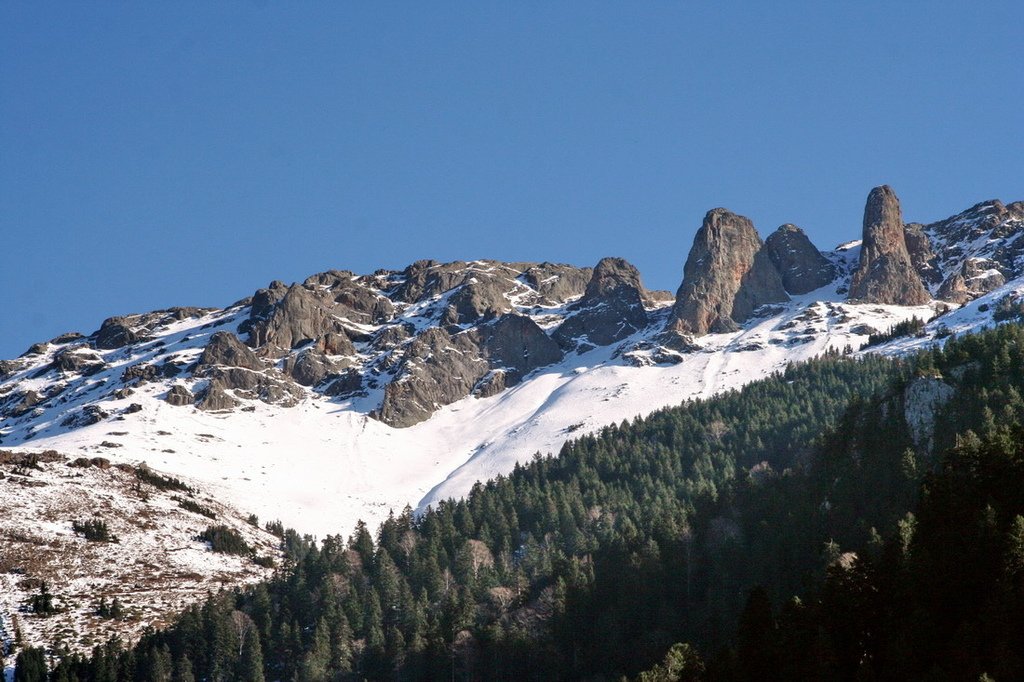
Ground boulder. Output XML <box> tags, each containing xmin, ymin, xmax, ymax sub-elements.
<box><xmin>763</xmin><ymin>224</ymin><xmax>837</xmax><ymax>295</ymax></box>
<box><xmin>667</xmin><ymin>208</ymin><xmax>788</xmax><ymax>336</ymax></box>
<box><xmin>196</xmin><ymin>332</ymin><xmax>263</xmax><ymax>371</ymax></box>
<box><xmin>197</xmin><ymin>380</ymin><xmax>239</xmax><ymax>411</ymax></box>
<box><xmin>848</xmin><ymin>186</ymin><xmax>930</xmax><ymax>305</ymax></box>
<box><xmin>165</xmin><ymin>385</ymin><xmax>194</xmax><ymax>407</ymax></box>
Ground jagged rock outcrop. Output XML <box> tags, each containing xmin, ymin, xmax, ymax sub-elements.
<box><xmin>197</xmin><ymin>380</ymin><xmax>240</xmax><ymax>411</ymax></box>
<box><xmin>926</xmin><ymin>200</ymin><xmax>1024</xmax><ymax>304</ymax></box>
<box><xmin>375</xmin><ymin>328</ymin><xmax>487</xmax><ymax>427</ymax></box>
<box><xmin>377</xmin><ymin>314</ymin><xmax>562</xmax><ymax>427</ymax></box>
<box><xmin>848</xmin><ymin>186</ymin><xmax>930</xmax><ymax>305</ymax></box>
<box><xmin>936</xmin><ymin>260</ymin><xmax>1006</xmax><ymax>304</ymax></box>
<box><xmin>472</xmin><ymin>314</ymin><xmax>562</xmax><ymax>378</ymax></box>
<box><xmin>903</xmin><ymin>223</ymin><xmax>943</xmax><ymax>288</ymax></box>
<box><xmin>245</xmin><ymin>284</ymin><xmax>355</xmax><ymax>358</ymax></box>
<box><xmin>903</xmin><ymin>376</ymin><xmax>954</xmax><ymax>454</ymax></box>
<box><xmin>521</xmin><ymin>263</ymin><xmax>592</xmax><ymax>304</ymax></box>
<box><xmin>763</xmin><ymin>224</ymin><xmax>837</xmax><ymax>295</ymax></box>
<box><xmin>667</xmin><ymin>209</ymin><xmax>788</xmax><ymax>336</ymax></box>
<box><xmin>196</xmin><ymin>332</ymin><xmax>262</xmax><ymax>372</ymax></box>
<box><xmin>164</xmin><ymin>385</ymin><xmax>194</xmax><ymax>407</ymax></box>
<box><xmin>553</xmin><ymin>258</ymin><xmax>649</xmax><ymax>349</ymax></box>
<box><xmin>93</xmin><ymin>318</ymin><xmax>140</xmax><ymax>350</ymax></box>
<box><xmin>283</xmin><ymin>348</ymin><xmax>351</xmax><ymax>387</ymax></box>
<box><xmin>443</xmin><ymin>278</ymin><xmax>514</xmax><ymax>326</ymax></box>
<box><xmin>52</xmin><ymin>348</ymin><xmax>105</xmax><ymax>376</ymax></box>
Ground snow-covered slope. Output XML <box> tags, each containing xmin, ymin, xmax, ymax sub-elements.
<box><xmin>0</xmin><ymin>449</ymin><xmax>279</xmax><ymax>666</ymax></box>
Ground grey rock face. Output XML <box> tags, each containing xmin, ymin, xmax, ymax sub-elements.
<box><xmin>472</xmin><ymin>314</ymin><xmax>562</xmax><ymax>379</ymax></box>
<box><xmin>763</xmin><ymin>224</ymin><xmax>837</xmax><ymax>295</ymax></box>
<box><xmin>165</xmin><ymin>385</ymin><xmax>194</xmax><ymax>407</ymax></box>
<box><xmin>937</xmin><ymin>260</ymin><xmax>1006</xmax><ymax>304</ymax></box>
<box><xmin>246</xmin><ymin>284</ymin><xmax>355</xmax><ymax>358</ymax></box>
<box><xmin>196</xmin><ymin>332</ymin><xmax>263</xmax><ymax>372</ymax></box>
<box><xmin>554</xmin><ymin>257</ymin><xmax>649</xmax><ymax>349</ymax></box>
<box><xmin>376</xmin><ymin>328</ymin><xmax>488</xmax><ymax>428</ymax></box>
<box><xmin>377</xmin><ymin>314</ymin><xmax>562</xmax><ymax>427</ymax></box>
<box><xmin>52</xmin><ymin>348</ymin><xmax>105</xmax><ymax>376</ymax></box>
<box><xmin>444</xmin><ymin>278</ymin><xmax>514</xmax><ymax>326</ymax></box>
<box><xmin>0</xmin><ymin>360</ymin><xmax>21</xmax><ymax>379</ymax></box>
<box><xmin>903</xmin><ymin>376</ymin><xmax>954</xmax><ymax>454</ymax></box>
<box><xmin>392</xmin><ymin>260</ymin><xmax>471</xmax><ymax>303</ymax></box>
<box><xmin>903</xmin><ymin>223</ymin><xmax>943</xmax><ymax>288</ymax></box>
<box><xmin>283</xmin><ymin>349</ymin><xmax>350</xmax><ymax>387</ymax></box>
<box><xmin>197</xmin><ymin>380</ymin><xmax>239</xmax><ymax>412</ymax></box>
<box><xmin>323</xmin><ymin>369</ymin><xmax>363</xmax><ymax>397</ymax></box>
<box><xmin>667</xmin><ymin>209</ymin><xmax>788</xmax><ymax>336</ymax></box>
<box><xmin>848</xmin><ymin>186</ymin><xmax>930</xmax><ymax>305</ymax></box>
<box><xmin>927</xmin><ymin>200</ymin><xmax>1024</xmax><ymax>303</ymax></box>
<box><xmin>521</xmin><ymin>263</ymin><xmax>592</xmax><ymax>304</ymax></box>
<box><xmin>93</xmin><ymin>319</ymin><xmax>140</xmax><ymax>350</ymax></box>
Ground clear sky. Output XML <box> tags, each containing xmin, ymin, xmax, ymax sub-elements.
<box><xmin>1</xmin><ymin>2</ymin><xmax>1021</xmax><ymax>359</ymax></box>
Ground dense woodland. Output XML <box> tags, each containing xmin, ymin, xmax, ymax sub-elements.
<box><xmin>16</xmin><ymin>324</ymin><xmax>1024</xmax><ymax>680</ymax></box>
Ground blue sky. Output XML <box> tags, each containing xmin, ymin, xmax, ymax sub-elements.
<box><xmin>2</xmin><ymin>2</ymin><xmax>1021</xmax><ymax>358</ymax></box>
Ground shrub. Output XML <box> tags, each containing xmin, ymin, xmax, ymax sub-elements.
<box><xmin>72</xmin><ymin>518</ymin><xmax>116</xmax><ymax>542</ymax></box>
<box><xmin>174</xmin><ymin>496</ymin><xmax>216</xmax><ymax>519</ymax></box>
<box><xmin>197</xmin><ymin>525</ymin><xmax>251</xmax><ymax>555</ymax></box>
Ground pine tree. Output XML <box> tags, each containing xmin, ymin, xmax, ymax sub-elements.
<box><xmin>14</xmin><ymin>647</ymin><xmax>47</xmax><ymax>682</ymax></box>
<box><xmin>239</xmin><ymin>631</ymin><xmax>266</xmax><ymax>682</ymax></box>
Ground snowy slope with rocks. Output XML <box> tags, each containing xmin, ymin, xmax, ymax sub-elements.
<box><xmin>1</xmin><ymin>187</ymin><xmax>1023</xmax><ymax>548</ymax></box>
<box><xmin>0</xmin><ymin>449</ymin><xmax>280</xmax><ymax>669</ymax></box>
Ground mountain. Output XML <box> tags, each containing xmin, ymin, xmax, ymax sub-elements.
<box><xmin>4</xmin><ymin>184</ymin><xmax>1024</xmax><ymax>671</ymax></box>
<box><xmin>2</xmin><ymin>187</ymin><xmax>1023</xmax><ymax>543</ymax></box>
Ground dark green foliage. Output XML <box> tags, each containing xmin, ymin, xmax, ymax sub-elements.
<box><xmin>73</xmin><ymin>518</ymin><xmax>116</xmax><ymax>542</ymax></box>
<box><xmin>174</xmin><ymin>496</ymin><xmax>216</xmax><ymax>519</ymax></box>
<box><xmin>14</xmin><ymin>646</ymin><xmax>47</xmax><ymax>682</ymax></box>
<box><xmin>97</xmin><ymin>596</ymin><xmax>125</xmax><ymax>620</ymax></box>
<box><xmin>135</xmin><ymin>466</ymin><xmax>191</xmax><ymax>492</ymax></box>
<box><xmin>28</xmin><ymin>581</ymin><xmax>56</xmax><ymax>615</ymax></box>
<box><xmin>48</xmin><ymin>323</ymin><xmax>1024</xmax><ymax>680</ymax></box>
<box><xmin>197</xmin><ymin>525</ymin><xmax>251</xmax><ymax>555</ymax></box>
<box><xmin>51</xmin><ymin>350</ymin><xmax>899</xmax><ymax>680</ymax></box>
<box><xmin>865</xmin><ymin>316</ymin><xmax>927</xmax><ymax>347</ymax></box>
<box><xmin>992</xmin><ymin>293</ymin><xmax>1024</xmax><ymax>322</ymax></box>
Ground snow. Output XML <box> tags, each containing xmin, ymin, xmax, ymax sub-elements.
<box><xmin>7</xmin><ymin>293</ymin><xmax>941</xmax><ymax>542</ymax></box>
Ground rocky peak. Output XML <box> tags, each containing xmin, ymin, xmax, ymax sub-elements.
<box><xmin>667</xmin><ymin>208</ymin><xmax>788</xmax><ymax>336</ymax></box>
<box><xmin>848</xmin><ymin>186</ymin><xmax>930</xmax><ymax>305</ymax></box>
<box><xmin>245</xmin><ymin>284</ymin><xmax>355</xmax><ymax>358</ymax></box>
<box><xmin>763</xmin><ymin>224</ymin><xmax>837</xmax><ymax>295</ymax></box>
<box><xmin>583</xmin><ymin>257</ymin><xmax>645</xmax><ymax>300</ymax></box>
<box><xmin>553</xmin><ymin>257</ymin><xmax>649</xmax><ymax>350</ymax></box>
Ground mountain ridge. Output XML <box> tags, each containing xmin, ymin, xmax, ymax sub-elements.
<box><xmin>2</xmin><ymin>186</ymin><xmax>1023</xmax><ymax>540</ymax></box>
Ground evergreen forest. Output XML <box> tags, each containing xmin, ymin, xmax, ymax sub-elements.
<box><xmin>18</xmin><ymin>323</ymin><xmax>1024</xmax><ymax>681</ymax></box>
